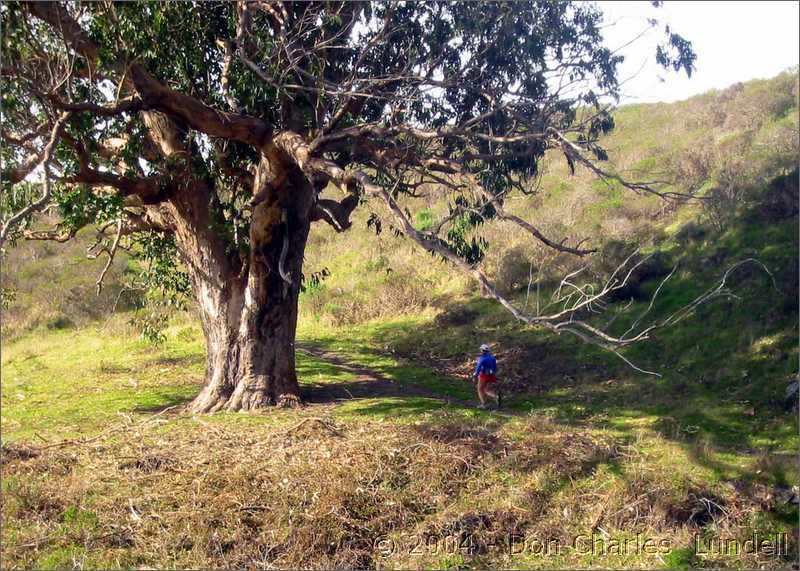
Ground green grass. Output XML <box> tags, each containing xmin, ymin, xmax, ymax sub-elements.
<box><xmin>296</xmin><ymin>180</ymin><xmax>799</xmax><ymax>491</ymax></box>
<box><xmin>0</xmin><ymin>313</ymin><xmax>492</xmax><ymax>441</ymax></box>
<box><xmin>3</xmin><ymin>210</ymin><xmax>796</xmax><ymax>568</ymax></box>
<box><xmin>1</xmin><ymin>323</ymin><xmax>199</xmax><ymax>441</ymax></box>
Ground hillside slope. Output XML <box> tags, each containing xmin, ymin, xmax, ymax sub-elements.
<box><xmin>300</xmin><ymin>69</ymin><xmax>798</xmax><ymax>324</ymax></box>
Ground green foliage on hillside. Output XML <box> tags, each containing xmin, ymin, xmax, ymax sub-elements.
<box><xmin>4</xmin><ymin>71</ymin><xmax>795</xmax><ymax>340</ymax></box>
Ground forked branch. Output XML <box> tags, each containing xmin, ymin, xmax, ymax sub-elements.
<box><xmin>348</xmin><ymin>169</ymin><xmax>773</xmax><ymax>376</ymax></box>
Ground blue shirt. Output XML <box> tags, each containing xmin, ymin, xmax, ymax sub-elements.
<box><xmin>474</xmin><ymin>353</ymin><xmax>497</xmax><ymax>376</ymax></box>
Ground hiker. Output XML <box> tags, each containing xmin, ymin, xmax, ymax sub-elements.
<box><xmin>473</xmin><ymin>343</ymin><xmax>501</xmax><ymax>409</ymax></box>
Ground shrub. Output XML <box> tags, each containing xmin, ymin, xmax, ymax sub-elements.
<box><xmin>129</xmin><ymin>311</ymin><xmax>169</xmax><ymax>345</ymax></box>
<box><xmin>593</xmin><ymin>239</ymin><xmax>636</xmax><ymax>279</ymax></box>
<box><xmin>702</xmin><ymin>156</ymin><xmax>756</xmax><ymax>230</ymax></box>
<box><xmin>674</xmin><ymin>221</ymin><xmax>707</xmax><ymax>245</ymax></box>
<box><xmin>756</xmin><ymin>119</ymin><xmax>800</xmax><ymax>175</ymax></box>
<box><xmin>302</xmin><ymin>270</ymin><xmax>434</xmax><ymax>326</ymax></box>
<box><xmin>494</xmin><ymin>246</ymin><xmax>535</xmax><ymax>295</ymax></box>
<box><xmin>414</xmin><ymin>209</ymin><xmax>435</xmax><ymax>232</ymax></box>
<box><xmin>46</xmin><ymin>316</ymin><xmax>74</xmax><ymax>330</ymax></box>
<box><xmin>0</xmin><ymin>286</ymin><xmax>16</xmax><ymax>310</ymax></box>
<box><xmin>758</xmin><ymin>168</ymin><xmax>800</xmax><ymax>221</ymax></box>
<box><xmin>669</xmin><ymin>146</ymin><xmax>714</xmax><ymax>191</ymax></box>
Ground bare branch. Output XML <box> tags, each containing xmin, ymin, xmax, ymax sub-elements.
<box><xmin>94</xmin><ymin>219</ymin><xmax>123</xmax><ymax>294</ymax></box>
<box><xmin>344</xmin><ymin>169</ymin><xmax>772</xmax><ymax>377</ymax></box>
<box><xmin>551</xmin><ymin>129</ymin><xmax>697</xmax><ymax>200</ymax></box>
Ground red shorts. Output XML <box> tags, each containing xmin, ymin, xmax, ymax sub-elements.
<box><xmin>478</xmin><ymin>373</ymin><xmax>497</xmax><ymax>383</ymax></box>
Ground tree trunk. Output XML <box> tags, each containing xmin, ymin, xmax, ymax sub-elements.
<box><xmin>156</xmin><ymin>133</ymin><xmax>315</xmax><ymax>413</ymax></box>
<box><xmin>188</xmin><ymin>284</ymin><xmax>303</xmax><ymax>413</ymax></box>
<box><xmin>187</xmin><ymin>214</ymin><xmax>309</xmax><ymax>413</ymax></box>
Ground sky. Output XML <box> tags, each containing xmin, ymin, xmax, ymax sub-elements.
<box><xmin>598</xmin><ymin>1</ymin><xmax>800</xmax><ymax>103</ymax></box>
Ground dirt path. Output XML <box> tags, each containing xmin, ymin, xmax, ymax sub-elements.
<box><xmin>297</xmin><ymin>344</ymin><xmax>522</xmax><ymax>417</ymax></box>
<box><xmin>297</xmin><ymin>344</ymin><xmax>468</xmax><ymax>404</ymax></box>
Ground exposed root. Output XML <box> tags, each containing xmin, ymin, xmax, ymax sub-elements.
<box><xmin>276</xmin><ymin>393</ymin><xmax>303</xmax><ymax>409</ymax></box>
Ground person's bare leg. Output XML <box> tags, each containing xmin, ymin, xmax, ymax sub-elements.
<box><xmin>483</xmin><ymin>382</ymin><xmax>500</xmax><ymax>407</ymax></box>
<box><xmin>477</xmin><ymin>379</ymin><xmax>488</xmax><ymax>406</ymax></box>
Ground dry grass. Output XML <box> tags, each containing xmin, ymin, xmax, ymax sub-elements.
<box><xmin>2</xmin><ymin>411</ymin><xmax>486</xmax><ymax>569</ymax></box>
<box><xmin>2</xmin><ymin>409</ymin><xmax>788</xmax><ymax>570</ymax></box>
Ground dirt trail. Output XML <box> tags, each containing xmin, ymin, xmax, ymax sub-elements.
<box><xmin>297</xmin><ymin>344</ymin><xmax>522</xmax><ymax>417</ymax></box>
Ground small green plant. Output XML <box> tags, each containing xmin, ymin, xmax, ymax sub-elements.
<box><xmin>662</xmin><ymin>546</ymin><xmax>696</xmax><ymax>569</ymax></box>
<box><xmin>130</xmin><ymin>312</ymin><xmax>168</xmax><ymax>345</ymax></box>
<box><xmin>414</xmin><ymin>209</ymin><xmax>435</xmax><ymax>232</ymax></box>
<box><xmin>62</xmin><ymin>505</ymin><xmax>99</xmax><ymax>531</ymax></box>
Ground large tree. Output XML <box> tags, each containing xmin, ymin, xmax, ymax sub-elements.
<box><xmin>1</xmin><ymin>1</ymin><xmax>694</xmax><ymax>412</ymax></box>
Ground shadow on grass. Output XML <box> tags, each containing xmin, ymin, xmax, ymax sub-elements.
<box><xmin>130</xmin><ymin>390</ymin><xmax>197</xmax><ymax>413</ymax></box>
<box><xmin>297</xmin><ymin>345</ymin><xmax>475</xmax><ymax>406</ymax></box>
<box><xmin>147</xmin><ymin>354</ymin><xmax>205</xmax><ymax>369</ymax></box>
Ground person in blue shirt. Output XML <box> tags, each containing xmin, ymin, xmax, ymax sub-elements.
<box><xmin>473</xmin><ymin>343</ymin><xmax>501</xmax><ymax>409</ymax></box>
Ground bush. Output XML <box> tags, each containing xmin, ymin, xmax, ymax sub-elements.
<box><xmin>494</xmin><ymin>246</ymin><xmax>535</xmax><ymax>295</ymax></box>
<box><xmin>413</xmin><ymin>209</ymin><xmax>435</xmax><ymax>232</ymax></box>
<box><xmin>756</xmin><ymin>119</ymin><xmax>800</xmax><ymax>175</ymax></box>
<box><xmin>301</xmin><ymin>270</ymin><xmax>434</xmax><ymax>326</ymax></box>
<box><xmin>0</xmin><ymin>286</ymin><xmax>16</xmax><ymax>310</ymax></box>
<box><xmin>434</xmin><ymin>305</ymin><xmax>479</xmax><ymax>327</ymax></box>
<box><xmin>669</xmin><ymin>146</ymin><xmax>714</xmax><ymax>191</ymax></box>
<box><xmin>758</xmin><ymin>168</ymin><xmax>799</xmax><ymax>222</ymax></box>
<box><xmin>593</xmin><ymin>239</ymin><xmax>635</xmax><ymax>279</ymax></box>
<box><xmin>129</xmin><ymin>311</ymin><xmax>168</xmax><ymax>345</ymax></box>
<box><xmin>674</xmin><ymin>221</ymin><xmax>707</xmax><ymax>245</ymax></box>
<box><xmin>45</xmin><ymin>316</ymin><xmax>74</xmax><ymax>330</ymax></box>
<box><xmin>703</xmin><ymin>156</ymin><xmax>757</xmax><ymax>230</ymax></box>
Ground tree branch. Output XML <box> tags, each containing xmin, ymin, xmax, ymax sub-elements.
<box><xmin>92</xmin><ymin>219</ymin><xmax>123</xmax><ymax>294</ymax></box>
<box><xmin>0</xmin><ymin>111</ymin><xmax>72</xmax><ymax>247</ymax></box>
<box><xmin>310</xmin><ymin>195</ymin><xmax>360</xmax><ymax>232</ymax></box>
<box><xmin>25</xmin><ymin>1</ymin><xmax>273</xmax><ymax>149</ymax></box>
<box><xmin>348</xmin><ymin>168</ymin><xmax>760</xmax><ymax>377</ymax></box>
<box><xmin>60</xmin><ymin>134</ymin><xmax>172</xmax><ymax>204</ymax></box>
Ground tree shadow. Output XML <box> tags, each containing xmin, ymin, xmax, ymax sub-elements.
<box><xmin>130</xmin><ymin>390</ymin><xmax>196</xmax><ymax>413</ymax></box>
<box><xmin>297</xmin><ymin>344</ymin><xmax>474</xmax><ymax>407</ymax></box>
<box><xmin>146</xmin><ymin>354</ymin><xmax>205</xmax><ymax>368</ymax></box>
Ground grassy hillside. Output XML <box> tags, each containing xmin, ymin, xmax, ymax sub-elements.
<box><xmin>2</xmin><ymin>309</ymin><xmax>797</xmax><ymax>568</ymax></box>
<box><xmin>0</xmin><ymin>230</ymin><xmax>133</xmax><ymax>340</ymax></box>
<box><xmin>1</xmin><ymin>72</ymin><xmax>798</xmax><ymax>569</ymax></box>
<box><xmin>301</xmin><ymin>69</ymin><xmax>798</xmax><ymax>323</ymax></box>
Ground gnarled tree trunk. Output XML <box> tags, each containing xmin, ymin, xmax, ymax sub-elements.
<box><xmin>185</xmin><ymin>214</ymin><xmax>310</xmax><ymax>412</ymax></box>
<box><xmin>169</xmin><ymin>144</ymin><xmax>313</xmax><ymax>413</ymax></box>
<box><xmin>139</xmin><ymin>115</ymin><xmax>317</xmax><ymax>413</ymax></box>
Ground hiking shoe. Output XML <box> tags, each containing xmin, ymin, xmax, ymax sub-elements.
<box><xmin>477</xmin><ymin>403</ymin><xmax>489</xmax><ymax>410</ymax></box>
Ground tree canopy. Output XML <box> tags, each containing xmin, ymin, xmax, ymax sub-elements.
<box><xmin>2</xmin><ymin>1</ymin><xmax>694</xmax><ymax>245</ymax></box>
